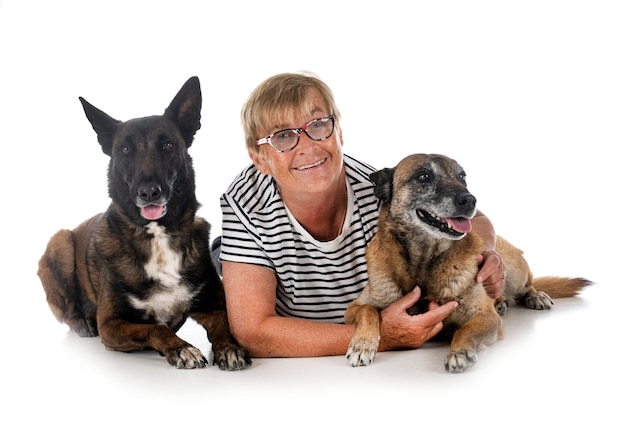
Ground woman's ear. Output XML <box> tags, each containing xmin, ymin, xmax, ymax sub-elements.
<box><xmin>248</xmin><ymin>149</ymin><xmax>270</xmax><ymax>175</ymax></box>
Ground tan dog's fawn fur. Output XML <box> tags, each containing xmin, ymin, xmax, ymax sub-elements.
<box><xmin>345</xmin><ymin>153</ymin><xmax>592</xmax><ymax>372</ymax></box>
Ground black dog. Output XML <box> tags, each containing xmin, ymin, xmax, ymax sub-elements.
<box><xmin>37</xmin><ymin>77</ymin><xmax>251</xmax><ymax>370</ymax></box>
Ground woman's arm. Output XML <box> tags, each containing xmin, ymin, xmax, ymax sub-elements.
<box><xmin>222</xmin><ymin>261</ymin><xmax>355</xmax><ymax>357</ymax></box>
<box><xmin>222</xmin><ymin>261</ymin><xmax>456</xmax><ymax>358</ymax></box>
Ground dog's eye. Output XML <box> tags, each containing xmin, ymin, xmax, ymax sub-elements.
<box><xmin>120</xmin><ymin>145</ymin><xmax>130</xmax><ymax>155</ymax></box>
<box><xmin>162</xmin><ymin>141</ymin><xmax>174</xmax><ymax>151</ymax></box>
<box><xmin>415</xmin><ymin>170</ymin><xmax>431</xmax><ymax>182</ymax></box>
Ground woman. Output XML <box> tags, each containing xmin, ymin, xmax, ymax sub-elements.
<box><xmin>217</xmin><ymin>72</ymin><xmax>505</xmax><ymax>358</ymax></box>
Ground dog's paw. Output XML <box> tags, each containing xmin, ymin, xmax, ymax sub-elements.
<box><xmin>165</xmin><ymin>346</ymin><xmax>208</xmax><ymax>369</ymax></box>
<box><xmin>444</xmin><ymin>349</ymin><xmax>477</xmax><ymax>373</ymax></box>
<box><xmin>346</xmin><ymin>338</ymin><xmax>379</xmax><ymax>367</ymax></box>
<box><xmin>494</xmin><ymin>298</ymin><xmax>509</xmax><ymax>317</ymax></box>
<box><xmin>523</xmin><ymin>291</ymin><xmax>554</xmax><ymax>310</ymax></box>
<box><xmin>213</xmin><ymin>346</ymin><xmax>252</xmax><ymax>371</ymax></box>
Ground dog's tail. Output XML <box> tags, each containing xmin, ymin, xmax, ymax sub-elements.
<box><xmin>532</xmin><ymin>276</ymin><xmax>594</xmax><ymax>298</ymax></box>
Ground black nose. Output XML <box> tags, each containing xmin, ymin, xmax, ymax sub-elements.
<box><xmin>456</xmin><ymin>192</ymin><xmax>476</xmax><ymax>210</ymax></box>
<box><xmin>138</xmin><ymin>183</ymin><xmax>162</xmax><ymax>202</ymax></box>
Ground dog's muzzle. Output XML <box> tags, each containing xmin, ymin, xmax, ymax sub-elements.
<box><xmin>136</xmin><ymin>182</ymin><xmax>168</xmax><ymax>220</ymax></box>
<box><xmin>416</xmin><ymin>192</ymin><xmax>477</xmax><ymax>238</ymax></box>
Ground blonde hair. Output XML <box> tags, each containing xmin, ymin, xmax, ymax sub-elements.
<box><xmin>241</xmin><ymin>72</ymin><xmax>341</xmax><ymax>151</ymax></box>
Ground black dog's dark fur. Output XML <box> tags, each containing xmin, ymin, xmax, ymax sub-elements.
<box><xmin>37</xmin><ymin>77</ymin><xmax>251</xmax><ymax>370</ymax></box>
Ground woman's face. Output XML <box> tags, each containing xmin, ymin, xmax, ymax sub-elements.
<box><xmin>249</xmin><ymin>89</ymin><xmax>344</xmax><ymax>198</ymax></box>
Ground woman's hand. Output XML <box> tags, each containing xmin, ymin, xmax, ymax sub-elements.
<box><xmin>378</xmin><ymin>287</ymin><xmax>458</xmax><ymax>352</ymax></box>
<box><xmin>477</xmin><ymin>250</ymin><xmax>506</xmax><ymax>299</ymax></box>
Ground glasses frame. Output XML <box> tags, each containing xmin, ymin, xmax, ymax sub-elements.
<box><xmin>256</xmin><ymin>115</ymin><xmax>335</xmax><ymax>152</ymax></box>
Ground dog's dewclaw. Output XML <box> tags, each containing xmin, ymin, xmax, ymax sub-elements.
<box><xmin>213</xmin><ymin>347</ymin><xmax>252</xmax><ymax>371</ymax></box>
<box><xmin>444</xmin><ymin>349</ymin><xmax>477</xmax><ymax>373</ymax></box>
<box><xmin>165</xmin><ymin>346</ymin><xmax>208</xmax><ymax>369</ymax></box>
<box><xmin>346</xmin><ymin>339</ymin><xmax>378</xmax><ymax>367</ymax></box>
<box><xmin>67</xmin><ymin>318</ymin><xmax>98</xmax><ymax>337</ymax></box>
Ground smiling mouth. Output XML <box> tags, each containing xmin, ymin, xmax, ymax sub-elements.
<box><xmin>416</xmin><ymin>209</ymin><xmax>472</xmax><ymax>238</ymax></box>
<box><xmin>295</xmin><ymin>158</ymin><xmax>325</xmax><ymax>170</ymax></box>
<box><xmin>141</xmin><ymin>204</ymin><xmax>167</xmax><ymax>220</ymax></box>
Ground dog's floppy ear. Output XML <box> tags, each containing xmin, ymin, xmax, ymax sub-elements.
<box><xmin>164</xmin><ymin>76</ymin><xmax>202</xmax><ymax>148</ymax></box>
<box><xmin>369</xmin><ymin>167</ymin><xmax>395</xmax><ymax>204</ymax></box>
<box><xmin>79</xmin><ymin>97</ymin><xmax>120</xmax><ymax>157</ymax></box>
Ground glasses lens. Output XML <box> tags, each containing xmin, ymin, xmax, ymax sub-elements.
<box><xmin>270</xmin><ymin>129</ymin><xmax>299</xmax><ymax>151</ymax></box>
<box><xmin>305</xmin><ymin>116</ymin><xmax>334</xmax><ymax>140</ymax></box>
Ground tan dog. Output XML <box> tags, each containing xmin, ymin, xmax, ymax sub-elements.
<box><xmin>345</xmin><ymin>153</ymin><xmax>592</xmax><ymax>373</ymax></box>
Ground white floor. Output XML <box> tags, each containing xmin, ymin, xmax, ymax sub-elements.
<box><xmin>5</xmin><ymin>276</ymin><xmax>618</xmax><ymax>421</ymax></box>
<box><xmin>2</xmin><ymin>2</ymin><xmax>623</xmax><ymax>420</ymax></box>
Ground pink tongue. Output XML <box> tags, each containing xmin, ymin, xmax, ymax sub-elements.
<box><xmin>445</xmin><ymin>217</ymin><xmax>472</xmax><ymax>233</ymax></box>
<box><xmin>141</xmin><ymin>205</ymin><xmax>164</xmax><ymax>220</ymax></box>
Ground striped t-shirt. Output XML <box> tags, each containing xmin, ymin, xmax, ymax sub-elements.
<box><xmin>219</xmin><ymin>154</ymin><xmax>380</xmax><ymax>323</ymax></box>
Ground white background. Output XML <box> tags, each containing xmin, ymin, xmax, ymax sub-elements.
<box><xmin>1</xmin><ymin>0</ymin><xmax>623</xmax><ymax>420</ymax></box>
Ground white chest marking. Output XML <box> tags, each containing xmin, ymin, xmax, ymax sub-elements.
<box><xmin>129</xmin><ymin>222</ymin><xmax>194</xmax><ymax>324</ymax></box>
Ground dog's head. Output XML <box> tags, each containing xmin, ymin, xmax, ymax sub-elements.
<box><xmin>371</xmin><ymin>153</ymin><xmax>477</xmax><ymax>240</ymax></box>
<box><xmin>78</xmin><ymin>77</ymin><xmax>202</xmax><ymax>225</ymax></box>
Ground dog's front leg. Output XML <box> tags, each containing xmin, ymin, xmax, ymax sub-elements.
<box><xmin>99</xmin><ymin>319</ymin><xmax>208</xmax><ymax>368</ymax></box>
<box><xmin>190</xmin><ymin>310</ymin><xmax>251</xmax><ymax>371</ymax></box>
<box><xmin>445</xmin><ymin>307</ymin><xmax>503</xmax><ymax>373</ymax></box>
<box><xmin>345</xmin><ymin>303</ymin><xmax>381</xmax><ymax>366</ymax></box>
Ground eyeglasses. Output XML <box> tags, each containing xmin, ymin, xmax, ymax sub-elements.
<box><xmin>256</xmin><ymin>115</ymin><xmax>335</xmax><ymax>152</ymax></box>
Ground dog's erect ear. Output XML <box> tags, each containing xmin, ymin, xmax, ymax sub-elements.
<box><xmin>370</xmin><ymin>167</ymin><xmax>395</xmax><ymax>204</ymax></box>
<box><xmin>79</xmin><ymin>97</ymin><xmax>120</xmax><ymax>157</ymax></box>
<box><xmin>164</xmin><ymin>76</ymin><xmax>202</xmax><ymax>148</ymax></box>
